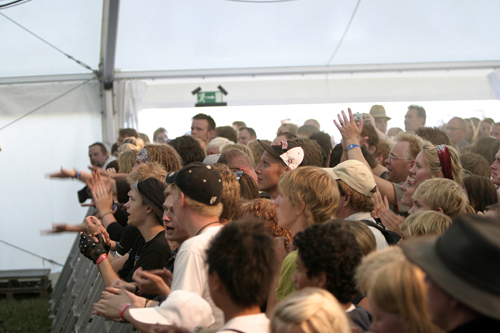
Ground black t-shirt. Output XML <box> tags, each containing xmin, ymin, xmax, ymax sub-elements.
<box><xmin>348</xmin><ymin>305</ymin><xmax>372</xmax><ymax>332</ymax></box>
<box><xmin>117</xmin><ymin>230</ymin><xmax>171</xmax><ymax>286</ymax></box>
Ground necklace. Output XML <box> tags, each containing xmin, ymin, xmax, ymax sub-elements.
<box><xmin>196</xmin><ymin>221</ymin><xmax>220</xmax><ymax>236</ymax></box>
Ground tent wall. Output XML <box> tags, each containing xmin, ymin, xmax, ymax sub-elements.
<box><xmin>0</xmin><ymin>80</ymin><xmax>102</xmax><ymax>271</ymax></box>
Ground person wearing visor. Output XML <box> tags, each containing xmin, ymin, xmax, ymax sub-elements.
<box><xmin>254</xmin><ymin>139</ymin><xmax>306</xmax><ymax>199</ymax></box>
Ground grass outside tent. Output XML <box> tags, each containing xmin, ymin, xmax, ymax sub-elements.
<box><xmin>0</xmin><ymin>296</ymin><xmax>51</xmax><ymax>333</ymax></box>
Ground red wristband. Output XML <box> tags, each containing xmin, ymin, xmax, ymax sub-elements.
<box><xmin>119</xmin><ymin>303</ymin><xmax>132</xmax><ymax>319</ymax></box>
<box><xmin>96</xmin><ymin>254</ymin><xmax>107</xmax><ymax>266</ymax></box>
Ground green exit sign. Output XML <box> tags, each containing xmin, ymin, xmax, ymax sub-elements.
<box><xmin>195</xmin><ymin>91</ymin><xmax>227</xmax><ymax>107</ymax></box>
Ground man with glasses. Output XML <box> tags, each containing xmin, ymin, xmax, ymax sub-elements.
<box><xmin>446</xmin><ymin>117</ymin><xmax>469</xmax><ymax>148</ymax></box>
<box><xmin>383</xmin><ymin>133</ymin><xmax>423</xmax><ymax>215</ymax></box>
<box><xmin>384</xmin><ymin>132</ymin><xmax>422</xmax><ymax>184</ymax></box>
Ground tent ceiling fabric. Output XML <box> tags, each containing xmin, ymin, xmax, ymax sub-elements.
<box><xmin>1</xmin><ymin>0</ymin><xmax>499</xmax><ymax>80</ymax></box>
<box><xmin>0</xmin><ymin>0</ymin><xmax>101</xmax><ymax>78</ymax></box>
<box><xmin>115</xmin><ymin>0</ymin><xmax>500</xmax><ymax>71</ymax></box>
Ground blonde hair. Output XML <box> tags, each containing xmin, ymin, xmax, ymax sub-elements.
<box><xmin>396</xmin><ymin>132</ymin><xmax>424</xmax><ymax>160</ymax></box>
<box><xmin>413</xmin><ymin>178</ymin><xmax>468</xmax><ymax>219</ymax></box>
<box><xmin>166</xmin><ymin>185</ymin><xmax>223</xmax><ymax>217</ymax></box>
<box><xmin>206</xmin><ymin>137</ymin><xmax>233</xmax><ymax>154</ymax></box>
<box><xmin>220</xmin><ymin>143</ymin><xmax>255</xmax><ymax>165</ymax></box>
<box><xmin>278</xmin><ymin>167</ymin><xmax>339</xmax><ymax>226</ymax></box>
<box><xmin>126</xmin><ymin>161</ymin><xmax>167</xmax><ymax>185</ymax></box>
<box><xmin>271</xmin><ymin>288</ymin><xmax>351</xmax><ymax>333</ymax></box>
<box><xmin>368</xmin><ymin>260</ymin><xmax>442</xmax><ymax>333</ymax></box>
<box><xmin>355</xmin><ymin>247</ymin><xmax>405</xmax><ymax>293</ymax></box>
<box><xmin>344</xmin><ymin>221</ymin><xmax>376</xmax><ymax>256</ymax></box>
<box><xmin>118</xmin><ymin>136</ymin><xmax>144</xmax><ymax>153</ymax></box>
<box><xmin>421</xmin><ymin>143</ymin><xmax>463</xmax><ymax>185</ymax></box>
<box><xmin>401</xmin><ymin>211</ymin><xmax>453</xmax><ymax>238</ymax></box>
<box><xmin>118</xmin><ymin>149</ymin><xmax>139</xmax><ymax>174</ymax></box>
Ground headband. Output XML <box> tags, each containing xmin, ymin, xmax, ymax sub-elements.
<box><xmin>137</xmin><ymin>148</ymin><xmax>149</xmax><ymax>163</ymax></box>
<box><xmin>436</xmin><ymin>145</ymin><xmax>453</xmax><ymax>181</ymax></box>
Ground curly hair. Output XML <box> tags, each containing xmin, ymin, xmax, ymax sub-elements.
<box><xmin>241</xmin><ymin>198</ymin><xmax>292</xmax><ymax>251</ymax></box>
<box><xmin>337</xmin><ymin>180</ymin><xmax>374</xmax><ymax>213</ymax></box>
<box><xmin>278</xmin><ymin>167</ymin><xmax>339</xmax><ymax>226</ymax></box>
<box><xmin>292</xmin><ymin>137</ymin><xmax>324</xmax><ymax>167</ymax></box>
<box><xmin>143</xmin><ymin>143</ymin><xmax>182</xmax><ymax>173</ymax></box>
<box><xmin>212</xmin><ymin>164</ymin><xmax>240</xmax><ymax>223</ymax></box>
<box><xmin>167</xmin><ymin>135</ymin><xmax>206</xmax><ymax>165</ymax></box>
<box><xmin>206</xmin><ymin>218</ymin><xmax>277</xmax><ymax>307</ymax></box>
<box><xmin>293</xmin><ymin>220</ymin><xmax>362</xmax><ymax>304</ymax></box>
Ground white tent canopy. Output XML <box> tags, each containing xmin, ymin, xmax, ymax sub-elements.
<box><xmin>0</xmin><ymin>0</ymin><xmax>499</xmax><ymax>271</ymax></box>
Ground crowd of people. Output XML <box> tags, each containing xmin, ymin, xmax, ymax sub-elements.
<box><xmin>47</xmin><ymin>105</ymin><xmax>500</xmax><ymax>332</ymax></box>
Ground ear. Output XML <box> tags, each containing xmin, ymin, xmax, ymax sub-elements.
<box><xmin>279</xmin><ymin>166</ymin><xmax>291</xmax><ymax>176</ymax></box>
<box><xmin>180</xmin><ymin>192</ymin><xmax>187</xmax><ymax>207</ymax></box>
<box><xmin>369</xmin><ymin>145</ymin><xmax>377</xmax><ymax>155</ymax></box>
<box><xmin>145</xmin><ymin>205</ymin><xmax>153</xmax><ymax>215</ymax></box>
<box><xmin>343</xmin><ymin>193</ymin><xmax>351</xmax><ymax>207</ymax></box>
<box><xmin>209</xmin><ymin>271</ymin><xmax>223</xmax><ymax>292</ymax></box>
<box><xmin>437</xmin><ymin>207</ymin><xmax>444</xmax><ymax>214</ymax></box>
<box><xmin>317</xmin><ymin>271</ymin><xmax>328</xmax><ymax>289</ymax></box>
<box><xmin>295</xmin><ymin>200</ymin><xmax>306</xmax><ymax>217</ymax></box>
<box><xmin>208</xmin><ymin>129</ymin><xmax>215</xmax><ymax>139</ymax></box>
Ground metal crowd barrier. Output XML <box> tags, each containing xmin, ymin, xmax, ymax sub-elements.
<box><xmin>50</xmin><ymin>234</ymin><xmax>135</xmax><ymax>333</ymax></box>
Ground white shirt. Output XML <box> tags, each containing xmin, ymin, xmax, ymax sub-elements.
<box><xmin>345</xmin><ymin>212</ymin><xmax>389</xmax><ymax>250</ymax></box>
<box><xmin>171</xmin><ymin>225</ymin><xmax>224</xmax><ymax>329</ymax></box>
<box><xmin>218</xmin><ymin>313</ymin><xmax>270</xmax><ymax>333</ymax></box>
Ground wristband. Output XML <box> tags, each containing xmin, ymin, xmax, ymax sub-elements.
<box><xmin>101</xmin><ymin>211</ymin><xmax>113</xmax><ymax>219</ymax></box>
<box><xmin>73</xmin><ymin>169</ymin><xmax>81</xmax><ymax>179</ymax></box>
<box><xmin>96</xmin><ymin>254</ymin><xmax>107</xmax><ymax>266</ymax></box>
<box><xmin>347</xmin><ymin>144</ymin><xmax>360</xmax><ymax>151</ymax></box>
<box><xmin>119</xmin><ymin>303</ymin><xmax>132</xmax><ymax>319</ymax></box>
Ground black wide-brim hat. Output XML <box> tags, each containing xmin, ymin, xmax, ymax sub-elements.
<box><xmin>402</xmin><ymin>215</ymin><xmax>500</xmax><ymax>320</ymax></box>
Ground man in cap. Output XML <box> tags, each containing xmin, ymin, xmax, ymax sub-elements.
<box><xmin>402</xmin><ymin>215</ymin><xmax>500</xmax><ymax>331</ymax></box>
<box><xmin>93</xmin><ymin>162</ymin><xmax>225</xmax><ymax>330</ymax></box>
<box><xmin>324</xmin><ymin>160</ymin><xmax>389</xmax><ymax>249</ymax></box>
<box><xmin>254</xmin><ymin>140</ymin><xmax>305</xmax><ymax>199</ymax></box>
<box><xmin>79</xmin><ymin>178</ymin><xmax>171</xmax><ymax>290</ymax></box>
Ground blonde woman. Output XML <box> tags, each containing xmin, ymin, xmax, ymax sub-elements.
<box><xmin>408</xmin><ymin>178</ymin><xmax>469</xmax><ymax>218</ymax></box>
<box><xmin>367</xmin><ymin>260</ymin><xmax>442</xmax><ymax>333</ymax></box>
<box><xmin>271</xmin><ymin>288</ymin><xmax>352</xmax><ymax>333</ymax></box>
<box><xmin>267</xmin><ymin>166</ymin><xmax>339</xmax><ymax>315</ymax></box>
<box><xmin>400</xmin><ymin>211</ymin><xmax>452</xmax><ymax>238</ymax></box>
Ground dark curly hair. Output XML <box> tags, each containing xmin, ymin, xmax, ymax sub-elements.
<box><xmin>293</xmin><ymin>219</ymin><xmax>362</xmax><ymax>304</ymax></box>
<box><xmin>167</xmin><ymin>135</ymin><xmax>206</xmax><ymax>165</ymax></box>
<box><xmin>206</xmin><ymin>218</ymin><xmax>277</xmax><ymax>307</ymax></box>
